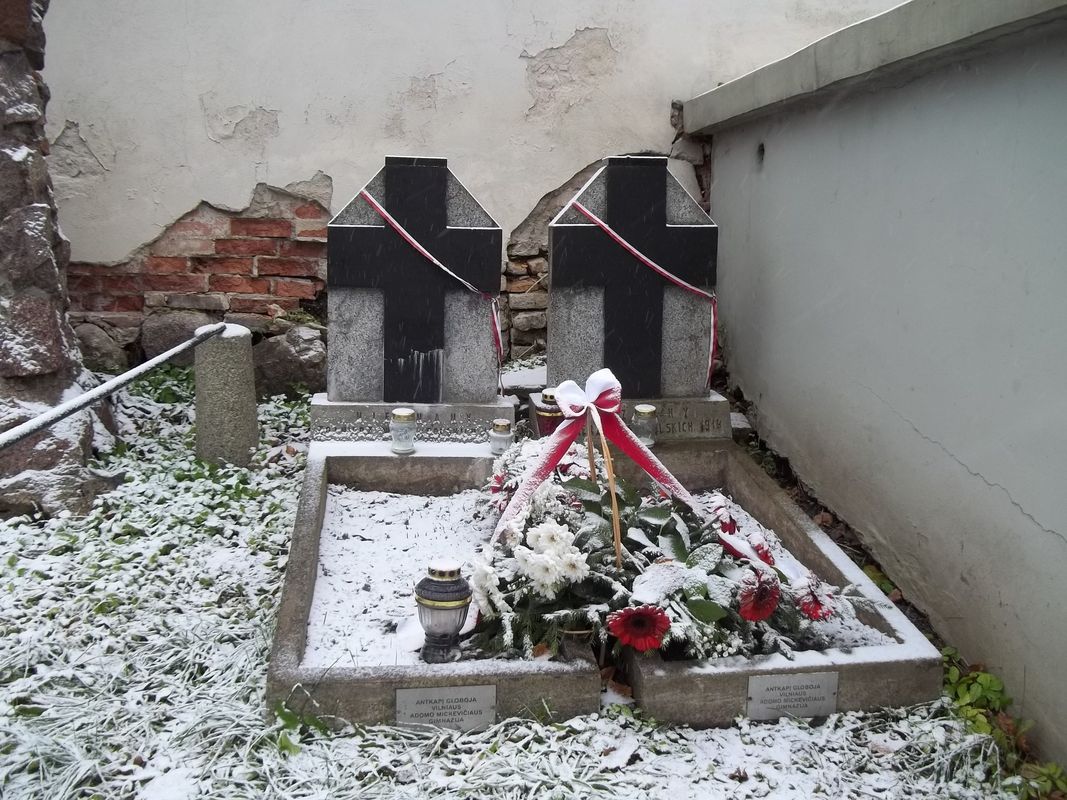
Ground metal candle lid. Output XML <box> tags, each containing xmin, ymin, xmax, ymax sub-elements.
<box><xmin>427</xmin><ymin>559</ymin><xmax>462</xmax><ymax>580</ymax></box>
<box><xmin>416</xmin><ymin>559</ymin><xmax>472</xmax><ymax>610</ymax></box>
<box><xmin>541</xmin><ymin>388</ymin><xmax>557</xmax><ymax>404</ymax></box>
<box><xmin>634</xmin><ymin>403</ymin><xmax>658</xmax><ymax>417</ymax></box>
<box><xmin>491</xmin><ymin>418</ymin><xmax>512</xmax><ymax>433</ymax></box>
<box><xmin>391</xmin><ymin>407</ymin><xmax>416</xmax><ymax>423</ymax></box>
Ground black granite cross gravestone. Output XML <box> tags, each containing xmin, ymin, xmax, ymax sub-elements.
<box><xmin>550</xmin><ymin>157</ymin><xmax>716</xmax><ymax>397</ymax></box>
<box><xmin>327</xmin><ymin>157</ymin><xmax>500</xmax><ymax>403</ymax></box>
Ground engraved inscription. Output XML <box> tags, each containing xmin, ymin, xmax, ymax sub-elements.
<box><xmin>747</xmin><ymin>672</ymin><xmax>839</xmax><ymax>720</ymax></box>
<box><xmin>396</xmin><ymin>684</ymin><xmax>497</xmax><ymax>731</ymax></box>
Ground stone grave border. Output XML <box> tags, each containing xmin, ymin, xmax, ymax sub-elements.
<box><xmin>267</xmin><ymin>439</ymin><xmax>940</xmax><ymax>728</ymax></box>
<box><xmin>610</xmin><ymin>442</ymin><xmax>943</xmax><ymax>726</ymax></box>
<box><xmin>266</xmin><ymin>441</ymin><xmax>601</xmax><ymax>727</ymax></box>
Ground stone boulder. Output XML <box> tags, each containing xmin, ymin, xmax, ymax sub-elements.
<box><xmin>140</xmin><ymin>310</ymin><xmax>213</xmax><ymax>366</ymax></box>
<box><xmin>0</xmin><ymin>394</ymin><xmax>118</xmax><ymax>517</ymax></box>
<box><xmin>75</xmin><ymin>322</ymin><xmax>127</xmax><ymax>373</ymax></box>
<box><xmin>252</xmin><ymin>325</ymin><xmax>326</xmax><ymax>398</ymax></box>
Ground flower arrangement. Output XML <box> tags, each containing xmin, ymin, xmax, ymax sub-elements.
<box><xmin>470</xmin><ymin>439</ymin><xmax>855</xmax><ymax>663</ymax></box>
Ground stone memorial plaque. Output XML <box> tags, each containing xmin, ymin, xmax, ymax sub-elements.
<box><xmin>618</xmin><ymin>397</ymin><xmax>730</xmax><ymax>440</ymax></box>
<box><xmin>527</xmin><ymin>392</ymin><xmax>731</xmax><ymax>441</ymax></box>
<box><xmin>395</xmin><ymin>684</ymin><xmax>497</xmax><ymax>731</ymax></box>
<box><xmin>746</xmin><ymin>671</ymin><xmax>839</xmax><ymax>720</ymax></box>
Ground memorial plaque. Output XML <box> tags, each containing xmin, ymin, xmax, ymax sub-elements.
<box><xmin>395</xmin><ymin>684</ymin><xmax>497</xmax><ymax>731</ymax></box>
<box><xmin>746</xmin><ymin>671</ymin><xmax>839</xmax><ymax>720</ymax></box>
<box><xmin>527</xmin><ymin>392</ymin><xmax>731</xmax><ymax>441</ymax></box>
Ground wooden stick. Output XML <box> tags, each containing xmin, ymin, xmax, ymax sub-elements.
<box><xmin>585</xmin><ymin>418</ymin><xmax>598</xmax><ymax>480</ymax></box>
<box><xmin>595</xmin><ymin>422</ymin><xmax>623</xmax><ymax>568</ymax></box>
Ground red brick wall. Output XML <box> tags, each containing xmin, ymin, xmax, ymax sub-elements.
<box><xmin>67</xmin><ymin>194</ymin><xmax>329</xmax><ymax>322</ymax></box>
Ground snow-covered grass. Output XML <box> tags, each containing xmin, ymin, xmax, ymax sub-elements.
<box><xmin>0</xmin><ymin>369</ymin><xmax>1013</xmax><ymax>799</ymax></box>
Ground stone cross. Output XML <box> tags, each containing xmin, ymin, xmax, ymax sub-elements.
<box><xmin>548</xmin><ymin>156</ymin><xmax>717</xmax><ymax>398</ymax></box>
<box><xmin>327</xmin><ymin>157</ymin><xmax>501</xmax><ymax>404</ymax></box>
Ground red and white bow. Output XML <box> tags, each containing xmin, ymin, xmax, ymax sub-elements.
<box><xmin>493</xmin><ymin>369</ymin><xmax>804</xmax><ymax>582</ymax></box>
<box><xmin>494</xmin><ymin>369</ymin><xmax>697</xmax><ymax>541</ymax></box>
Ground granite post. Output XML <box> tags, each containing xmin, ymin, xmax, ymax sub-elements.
<box><xmin>194</xmin><ymin>324</ymin><xmax>258</xmax><ymax>466</ymax></box>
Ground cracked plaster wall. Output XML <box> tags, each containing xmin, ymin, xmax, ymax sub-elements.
<box><xmin>39</xmin><ymin>0</ymin><xmax>896</xmax><ymax>263</ymax></box>
<box><xmin>710</xmin><ymin>27</ymin><xmax>1067</xmax><ymax>761</ymax></box>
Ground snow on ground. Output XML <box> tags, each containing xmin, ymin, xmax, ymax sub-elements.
<box><xmin>303</xmin><ymin>487</ymin><xmax>492</xmax><ymax>667</ymax></box>
<box><xmin>305</xmin><ymin>483</ymin><xmax>890</xmax><ymax>670</ymax></box>
<box><xmin>0</xmin><ymin>370</ymin><xmax>1013</xmax><ymax>799</ymax></box>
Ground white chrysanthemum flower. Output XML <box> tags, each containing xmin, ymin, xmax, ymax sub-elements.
<box><xmin>530</xmin><ymin>577</ymin><xmax>559</xmax><ymax>601</ymax></box>
<box><xmin>513</xmin><ymin>545</ymin><xmax>533</xmax><ymax>572</ymax></box>
<box><xmin>526</xmin><ymin>520</ymin><xmax>574</xmax><ymax>554</ymax></box>
<box><xmin>523</xmin><ymin>551</ymin><xmax>562</xmax><ymax>586</ymax></box>
<box><xmin>558</xmin><ymin>548</ymin><xmax>590</xmax><ymax>583</ymax></box>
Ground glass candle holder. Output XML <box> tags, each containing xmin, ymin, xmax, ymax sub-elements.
<box><xmin>389</xmin><ymin>407</ymin><xmax>416</xmax><ymax>454</ymax></box>
<box><xmin>489</xmin><ymin>418</ymin><xmax>514</xmax><ymax>455</ymax></box>
<box><xmin>414</xmin><ymin>560</ymin><xmax>472</xmax><ymax>664</ymax></box>
<box><xmin>631</xmin><ymin>403</ymin><xmax>658</xmax><ymax>447</ymax></box>
<box><xmin>534</xmin><ymin>388</ymin><xmax>564</xmax><ymax>438</ymax></box>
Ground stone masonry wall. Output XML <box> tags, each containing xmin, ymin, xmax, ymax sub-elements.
<box><xmin>66</xmin><ymin>182</ymin><xmax>329</xmax><ymax>368</ymax></box>
<box><xmin>0</xmin><ymin>0</ymin><xmax>112</xmax><ymax>516</ymax></box>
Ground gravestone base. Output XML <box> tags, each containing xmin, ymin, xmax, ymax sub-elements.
<box><xmin>311</xmin><ymin>393</ymin><xmax>516</xmax><ymax>441</ymax></box>
<box><xmin>528</xmin><ymin>391</ymin><xmax>732</xmax><ymax>441</ymax></box>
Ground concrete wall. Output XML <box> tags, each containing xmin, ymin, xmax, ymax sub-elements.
<box><xmin>41</xmin><ymin>0</ymin><xmax>897</xmax><ymax>263</ymax></box>
<box><xmin>710</xmin><ymin>25</ymin><xmax>1067</xmax><ymax>758</ymax></box>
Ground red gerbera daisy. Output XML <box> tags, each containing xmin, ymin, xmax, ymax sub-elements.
<box><xmin>737</xmin><ymin>569</ymin><xmax>781</xmax><ymax>622</ymax></box>
<box><xmin>606</xmin><ymin>605</ymin><xmax>671</xmax><ymax>652</ymax></box>
<box><xmin>794</xmin><ymin>572</ymin><xmax>834</xmax><ymax>621</ymax></box>
<box><xmin>747</xmin><ymin>531</ymin><xmax>776</xmax><ymax>566</ymax></box>
<box><xmin>714</xmin><ymin>508</ymin><xmax>738</xmax><ymax>536</ymax></box>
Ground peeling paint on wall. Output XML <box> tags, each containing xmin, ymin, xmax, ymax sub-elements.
<box><xmin>283</xmin><ymin>171</ymin><xmax>333</xmax><ymax>211</ymax></box>
<box><xmin>199</xmin><ymin>92</ymin><xmax>280</xmax><ymax>147</ymax></box>
<box><xmin>42</xmin><ymin>0</ymin><xmax>902</xmax><ymax>264</ymax></box>
<box><xmin>520</xmin><ymin>28</ymin><xmax>618</xmax><ymax>118</ymax></box>
<box><xmin>48</xmin><ymin>121</ymin><xmax>108</xmax><ymax>201</ymax></box>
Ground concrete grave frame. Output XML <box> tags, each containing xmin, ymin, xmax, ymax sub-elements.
<box><xmin>610</xmin><ymin>442</ymin><xmax>943</xmax><ymax>726</ymax></box>
<box><xmin>266</xmin><ymin>441</ymin><xmax>601</xmax><ymax>727</ymax></box>
<box><xmin>267</xmin><ymin>439</ymin><xmax>940</xmax><ymax>728</ymax></box>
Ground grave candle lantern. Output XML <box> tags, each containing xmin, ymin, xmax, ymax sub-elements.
<box><xmin>489</xmin><ymin>418</ymin><xmax>514</xmax><ymax>455</ymax></box>
<box><xmin>414</xmin><ymin>560</ymin><xmax>472</xmax><ymax>663</ymax></box>
<box><xmin>533</xmin><ymin>387</ymin><xmax>564</xmax><ymax>437</ymax></box>
<box><xmin>631</xmin><ymin>404</ymin><xmax>658</xmax><ymax>447</ymax></box>
<box><xmin>389</xmin><ymin>407</ymin><xmax>416</xmax><ymax>454</ymax></box>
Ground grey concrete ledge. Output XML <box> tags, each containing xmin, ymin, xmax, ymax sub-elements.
<box><xmin>683</xmin><ymin>0</ymin><xmax>1067</xmax><ymax>135</ymax></box>
<box><xmin>615</xmin><ymin>442</ymin><xmax>941</xmax><ymax>726</ymax></box>
<box><xmin>266</xmin><ymin>441</ymin><xmax>600</xmax><ymax>727</ymax></box>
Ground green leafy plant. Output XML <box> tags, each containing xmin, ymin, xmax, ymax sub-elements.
<box><xmin>282</xmin><ymin>309</ymin><xmax>321</xmax><ymax>325</ymax></box>
<box><xmin>1015</xmin><ymin>762</ymin><xmax>1067</xmax><ymax>800</ymax></box>
<box><xmin>942</xmin><ymin>647</ymin><xmax>1067</xmax><ymax>798</ymax></box>
<box><xmin>274</xmin><ymin>701</ymin><xmax>329</xmax><ymax>755</ymax></box>
<box><xmin>127</xmin><ymin>366</ymin><xmax>194</xmax><ymax>404</ymax></box>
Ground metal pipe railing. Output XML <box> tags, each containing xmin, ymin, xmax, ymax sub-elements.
<box><xmin>0</xmin><ymin>322</ymin><xmax>227</xmax><ymax>454</ymax></box>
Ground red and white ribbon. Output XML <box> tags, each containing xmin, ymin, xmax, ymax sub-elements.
<box><xmin>492</xmin><ymin>369</ymin><xmax>779</xmax><ymax>574</ymax></box>
<box><xmin>360</xmin><ymin>189</ymin><xmax>505</xmax><ymax>366</ymax></box>
<box><xmin>570</xmin><ymin>201</ymin><xmax>718</xmax><ymax>387</ymax></box>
